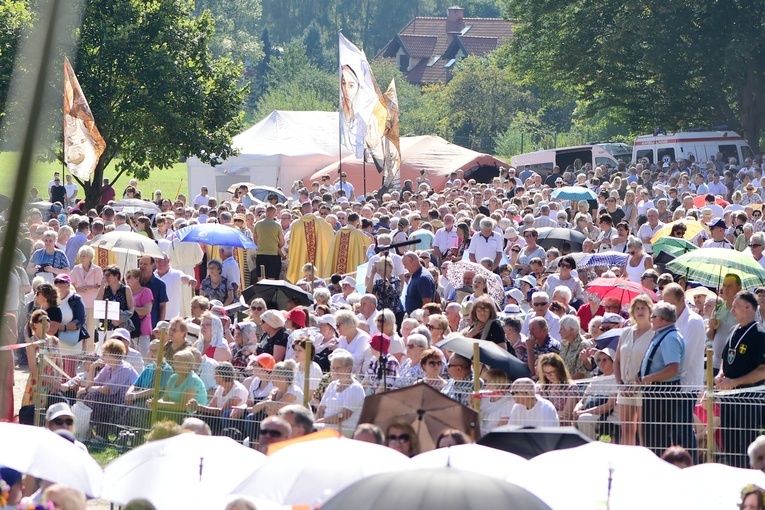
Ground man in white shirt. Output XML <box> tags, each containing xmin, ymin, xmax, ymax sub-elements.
<box><xmin>520</xmin><ymin>292</ymin><xmax>561</xmax><ymax>340</ymax></box>
<box><xmin>432</xmin><ymin>214</ymin><xmax>459</xmax><ymax>265</ymax></box>
<box><xmin>637</xmin><ymin>208</ymin><xmax>664</xmax><ymax>254</ymax></box>
<box><xmin>533</xmin><ymin>204</ymin><xmax>558</xmax><ymax>228</ymax></box>
<box><xmin>508</xmin><ymin>378</ymin><xmax>559</xmax><ymax>427</ymax></box>
<box><xmin>113</xmin><ymin>212</ymin><xmax>132</xmax><ymax>232</ymax></box>
<box><xmin>192</xmin><ymin>186</ymin><xmax>210</xmax><ymax>209</ymax></box>
<box><xmin>749</xmin><ymin>233</ymin><xmax>765</xmax><ymax>269</ymax></box>
<box><xmin>468</xmin><ymin>218</ymin><xmax>503</xmax><ymax>271</ymax></box>
<box><xmin>335</xmin><ymin>310</ymin><xmax>371</xmax><ymax>374</ymax></box>
<box><xmin>155</xmin><ymin>256</ymin><xmax>196</xmax><ymax>320</ymax></box>
<box><xmin>219</xmin><ymin>246</ymin><xmax>241</xmax><ymax>299</ymax></box>
<box><xmin>356</xmin><ymin>294</ymin><xmax>380</xmax><ymax>335</ymax></box>
<box><xmin>662</xmin><ymin>283</ymin><xmax>705</xmax><ymax>459</ymax></box>
<box><xmin>64</xmin><ymin>174</ymin><xmax>78</xmax><ymax>207</ymax></box>
<box><xmin>708</xmin><ymin>174</ymin><xmax>728</xmax><ymax>197</ymax></box>
<box><xmin>702</xmin><ymin>218</ymin><xmax>734</xmax><ymax>249</ymax></box>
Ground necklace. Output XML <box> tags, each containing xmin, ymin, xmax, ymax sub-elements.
<box><xmin>728</xmin><ymin>322</ymin><xmax>757</xmax><ymax>365</ymax></box>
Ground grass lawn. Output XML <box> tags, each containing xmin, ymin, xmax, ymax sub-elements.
<box><xmin>89</xmin><ymin>446</ymin><xmax>121</xmax><ymax>468</ymax></box>
<box><xmin>0</xmin><ymin>152</ymin><xmax>190</xmax><ymax>202</ymax></box>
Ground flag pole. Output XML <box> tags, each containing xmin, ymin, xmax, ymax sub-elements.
<box><xmin>338</xmin><ymin>30</ymin><xmax>343</xmax><ymax>177</ymax></box>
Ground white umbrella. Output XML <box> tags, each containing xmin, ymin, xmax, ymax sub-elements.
<box><xmin>102</xmin><ymin>433</ymin><xmax>266</xmax><ymax>509</ymax></box>
<box><xmin>232</xmin><ymin>437</ymin><xmax>411</xmax><ymax>506</ymax></box>
<box><xmin>87</xmin><ymin>231</ymin><xmax>165</xmax><ymax>258</ymax></box>
<box><xmin>112</xmin><ymin>198</ymin><xmax>161</xmax><ymax>215</ymax></box>
<box><xmin>409</xmin><ymin>444</ymin><xmax>527</xmax><ymax>480</ymax></box>
<box><xmin>676</xmin><ymin>463</ymin><xmax>765</xmax><ymax>510</ymax></box>
<box><xmin>0</xmin><ymin>423</ymin><xmax>103</xmax><ymax>497</ymax></box>
<box><xmin>518</xmin><ymin>442</ymin><xmax>680</xmax><ymax>510</ymax></box>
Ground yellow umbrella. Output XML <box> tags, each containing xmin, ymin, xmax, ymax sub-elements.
<box><xmin>650</xmin><ymin>219</ymin><xmax>706</xmax><ymax>244</ymax></box>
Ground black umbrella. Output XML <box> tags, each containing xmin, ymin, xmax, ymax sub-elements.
<box><xmin>357</xmin><ymin>382</ymin><xmax>480</xmax><ymax>451</ymax></box>
<box><xmin>478</xmin><ymin>426</ymin><xmax>590</xmax><ymax>460</ymax></box>
<box><xmin>653</xmin><ymin>250</ymin><xmax>676</xmax><ymax>266</ymax></box>
<box><xmin>594</xmin><ymin>327</ymin><xmax>625</xmax><ymax>351</ymax></box>
<box><xmin>320</xmin><ymin>467</ymin><xmax>552</xmax><ymax>510</ymax></box>
<box><xmin>436</xmin><ymin>336</ymin><xmax>531</xmax><ymax>380</ymax></box>
<box><xmin>240</xmin><ymin>279</ymin><xmax>314</xmax><ymax>310</ymax></box>
<box><xmin>535</xmin><ymin>227</ymin><xmax>586</xmax><ymax>252</ymax></box>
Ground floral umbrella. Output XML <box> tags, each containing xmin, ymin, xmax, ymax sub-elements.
<box><xmin>446</xmin><ymin>260</ymin><xmax>505</xmax><ymax>306</ymax></box>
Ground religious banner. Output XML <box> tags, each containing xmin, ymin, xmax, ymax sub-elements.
<box><xmin>63</xmin><ymin>56</ymin><xmax>106</xmax><ymax>180</ymax></box>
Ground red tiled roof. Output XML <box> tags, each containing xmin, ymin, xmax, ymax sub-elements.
<box><xmin>374</xmin><ymin>15</ymin><xmax>513</xmax><ymax>84</ymax></box>
<box><xmin>458</xmin><ymin>36</ymin><xmax>500</xmax><ymax>55</ymax></box>
<box><xmin>399</xmin><ymin>34</ymin><xmax>438</xmax><ymax>58</ymax></box>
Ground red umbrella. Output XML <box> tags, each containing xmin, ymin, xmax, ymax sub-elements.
<box><xmin>693</xmin><ymin>194</ymin><xmax>729</xmax><ymax>208</ymax></box>
<box><xmin>586</xmin><ymin>277</ymin><xmax>658</xmax><ymax>305</ymax></box>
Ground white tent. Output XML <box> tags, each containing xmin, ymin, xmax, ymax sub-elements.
<box><xmin>186</xmin><ymin>110</ymin><xmax>350</xmax><ymax>202</ymax></box>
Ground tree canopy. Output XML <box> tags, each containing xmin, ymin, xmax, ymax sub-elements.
<box><xmin>0</xmin><ymin>0</ymin><xmax>34</xmax><ymax>127</ymax></box>
<box><xmin>501</xmin><ymin>0</ymin><xmax>765</xmax><ymax>150</ymax></box>
<box><xmin>60</xmin><ymin>0</ymin><xmax>246</xmax><ymax>204</ymax></box>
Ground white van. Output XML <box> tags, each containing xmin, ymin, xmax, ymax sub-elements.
<box><xmin>632</xmin><ymin>130</ymin><xmax>754</xmax><ymax>167</ymax></box>
<box><xmin>510</xmin><ymin>143</ymin><xmax>632</xmax><ymax>176</ymax></box>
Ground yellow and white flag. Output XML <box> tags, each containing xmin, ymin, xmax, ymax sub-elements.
<box><xmin>63</xmin><ymin>57</ymin><xmax>105</xmax><ymax>180</ymax></box>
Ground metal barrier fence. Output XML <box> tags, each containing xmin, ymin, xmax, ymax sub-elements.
<box><xmin>29</xmin><ymin>351</ymin><xmax>762</xmax><ymax>466</ymax></box>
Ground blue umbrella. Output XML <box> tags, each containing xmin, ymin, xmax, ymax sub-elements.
<box><xmin>551</xmin><ymin>186</ymin><xmax>597</xmax><ymax>201</ymax></box>
<box><xmin>176</xmin><ymin>224</ymin><xmax>257</xmax><ymax>249</ymax></box>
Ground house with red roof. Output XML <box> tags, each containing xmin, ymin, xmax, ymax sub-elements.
<box><xmin>375</xmin><ymin>6</ymin><xmax>513</xmax><ymax>85</ymax></box>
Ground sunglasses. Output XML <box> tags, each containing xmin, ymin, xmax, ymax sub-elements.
<box><xmin>511</xmin><ymin>248</ymin><xmax>520</xmax><ymax>253</ymax></box>
<box><xmin>52</xmin><ymin>418</ymin><xmax>74</xmax><ymax>426</ymax></box>
<box><xmin>558</xmin><ymin>263</ymin><xmax>571</xmax><ymax>269</ymax></box>
<box><xmin>250</xmin><ymin>306</ymin><xmax>264</xmax><ymax>311</ymax></box>
<box><xmin>388</xmin><ymin>434</ymin><xmax>411</xmax><ymax>442</ymax></box>
<box><xmin>532</xmin><ymin>302</ymin><xmax>548</xmax><ymax>307</ymax></box>
<box><xmin>750</xmin><ymin>244</ymin><xmax>763</xmax><ymax>249</ymax></box>
<box><xmin>427</xmin><ymin>360</ymin><xmax>443</xmax><ymax>367</ymax></box>
<box><xmin>260</xmin><ymin>429</ymin><xmax>283</xmax><ymax>438</ymax></box>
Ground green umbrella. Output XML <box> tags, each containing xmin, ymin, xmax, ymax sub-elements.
<box><xmin>666</xmin><ymin>248</ymin><xmax>765</xmax><ymax>290</ymax></box>
<box><xmin>653</xmin><ymin>237</ymin><xmax>698</xmax><ymax>258</ymax></box>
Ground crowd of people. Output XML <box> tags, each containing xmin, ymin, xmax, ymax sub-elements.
<box><xmin>4</xmin><ymin>155</ymin><xmax>765</xmax><ymax>478</ymax></box>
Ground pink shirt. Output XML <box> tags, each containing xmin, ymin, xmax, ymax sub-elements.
<box><xmin>132</xmin><ymin>287</ymin><xmax>154</xmax><ymax>336</ymax></box>
<box><xmin>70</xmin><ymin>263</ymin><xmax>104</xmax><ymax>308</ymax></box>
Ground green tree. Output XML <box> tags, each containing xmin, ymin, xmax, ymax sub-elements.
<box><xmin>0</xmin><ymin>0</ymin><xmax>34</xmax><ymax>127</ymax></box>
<box><xmin>194</xmin><ymin>0</ymin><xmax>262</xmax><ymax>67</ymax></box>
<box><xmin>440</xmin><ymin>56</ymin><xmax>537</xmax><ymax>151</ymax></box>
<box><xmin>502</xmin><ymin>0</ymin><xmax>765</xmax><ymax>150</ymax></box>
<box><xmin>64</xmin><ymin>0</ymin><xmax>245</xmax><ymax>206</ymax></box>
<box><xmin>253</xmin><ymin>42</ymin><xmax>336</xmax><ymax>119</ymax></box>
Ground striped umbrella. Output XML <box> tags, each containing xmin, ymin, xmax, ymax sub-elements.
<box><xmin>666</xmin><ymin>248</ymin><xmax>765</xmax><ymax>290</ymax></box>
<box><xmin>551</xmin><ymin>186</ymin><xmax>597</xmax><ymax>202</ymax></box>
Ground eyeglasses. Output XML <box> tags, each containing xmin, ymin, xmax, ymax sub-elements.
<box><xmin>52</xmin><ymin>418</ymin><xmax>74</xmax><ymax>426</ymax></box>
<box><xmin>425</xmin><ymin>325</ymin><xmax>442</xmax><ymax>331</ymax></box>
<box><xmin>250</xmin><ymin>306</ymin><xmax>264</xmax><ymax>311</ymax></box>
<box><xmin>532</xmin><ymin>302</ymin><xmax>548</xmax><ymax>307</ymax></box>
<box><xmin>750</xmin><ymin>244</ymin><xmax>763</xmax><ymax>248</ymax></box>
<box><xmin>388</xmin><ymin>434</ymin><xmax>410</xmax><ymax>442</ymax></box>
<box><xmin>558</xmin><ymin>263</ymin><xmax>571</xmax><ymax>269</ymax></box>
<box><xmin>406</xmin><ymin>343</ymin><xmax>422</xmax><ymax>348</ymax></box>
<box><xmin>427</xmin><ymin>360</ymin><xmax>443</xmax><ymax>367</ymax></box>
<box><xmin>511</xmin><ymin>248</ymin><xmax>521</xmax><ymax>253</ymax></box>
<box><xmin>260</xmin><ymin>429</ymin><xmax>283</xmax><ymax>438</ymax></box>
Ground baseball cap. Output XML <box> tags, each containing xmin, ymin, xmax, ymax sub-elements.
<box><xmin>53</xmin><ymin>274</ymin><xmax>71</xmax><ymax>283</ymax></box>
<box><xmin>340</xmin><ymin>276</ymin><xmax>356</xmax><ymax>287</ymax></box>
<box><xmin>46</xmin><ymin>402</ymin><xmax>75</xmax><ymax>422</ymax></box>
<box><xmin>706</xmin><ymin>218</ymin><xmax>726</xmax><ymax>229</ymax></box>
<box><xmin>111</xmin><ymin>328</ymin><xmax>131</xmax><ymax>341</ymax></box>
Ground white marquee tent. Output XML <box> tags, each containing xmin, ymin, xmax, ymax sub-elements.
<box><xmin>186</xmin><ymin>110</ymin><xmax>350</xmax><ymax>201</ymax></box>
